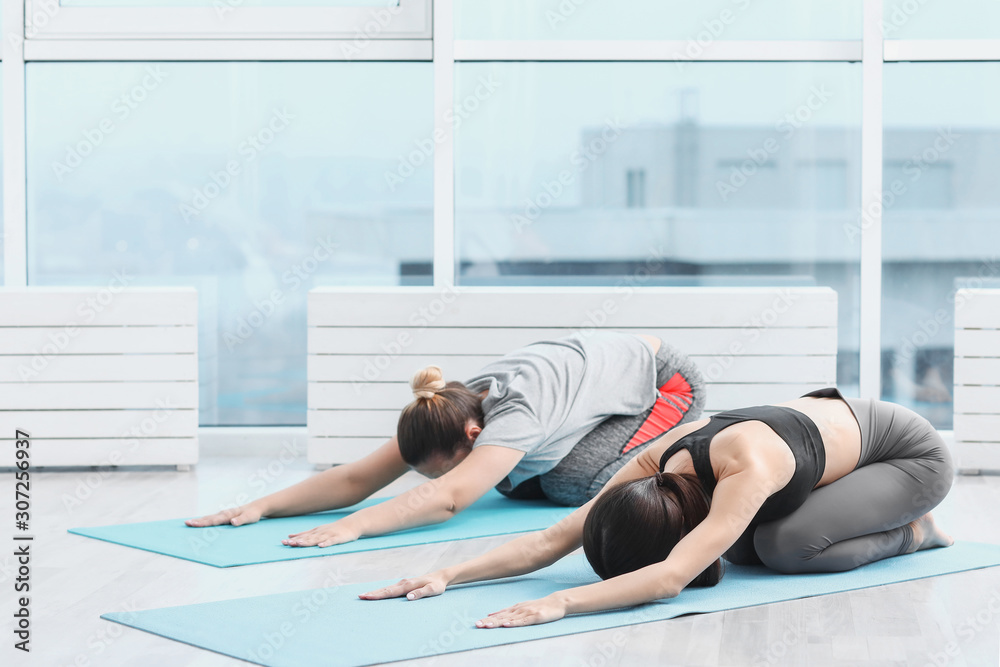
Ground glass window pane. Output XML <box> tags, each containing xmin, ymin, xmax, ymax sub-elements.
<box><xmin>27</xmin><ymin>62</ymin><xmax>433</xmax><ymax>426</ymax></box>
<box><xmin>883</xmin><ymin>1</ymin><xmax>1000</xmax><ymax>39</ymax></box>
<box><xmin>882</xmin><ymin>63</ymin><xmax>1000</xmax><ymax>428</ymax></box>
<box><xmin>455</xmin><ymin>62</ymin><xmax>862</xmax><ymax>392</ymax></box>
<box><xmin>456</xmin><ymin>1</ymin><xmax>861</xmax><ymax>40</ymax></box>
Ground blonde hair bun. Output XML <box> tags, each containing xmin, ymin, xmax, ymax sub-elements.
<box><xmin>411</xmin><ymin>365</ymin><xmax>446</xmax><ymax>400</ymax></box>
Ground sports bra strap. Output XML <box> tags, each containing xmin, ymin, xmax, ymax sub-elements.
<box><xmin>658</xmin><ymin>405</ymin><xmax>827</xmax><ymax>503</ymax></box>
<box><xmin>658</xmin><ymin>420</ymin><xmax>726</xmax><ymax>494</ymax></box>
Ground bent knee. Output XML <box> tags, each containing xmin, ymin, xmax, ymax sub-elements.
<box><xmin>753</xmin><ymin>522</ymin><xmax>822</xmax><ymax>574</ymax></box>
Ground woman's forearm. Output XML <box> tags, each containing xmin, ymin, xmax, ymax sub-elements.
<box><xmin>254</xmin><ymin>466</ymin><xmax>370</xmax><ymax>518</ymax></box>
<box><xmin>340</xmin><ymin>479</ymin><xmax>465</xmax><ymax>538</ymax></box>
<box><xmin>554</xmin><ymin>568</ymin><xmax>679</xmax><ymax>616</ymax></box>
<box><xmin>260</xmin><ymin>436</ymin><xmax>409</xmax><ymax>518</ymax></box>
<box><xmin>442</xmin><ymin>515</ymin><xmax>583</xmax><ymax>586</ymax></box>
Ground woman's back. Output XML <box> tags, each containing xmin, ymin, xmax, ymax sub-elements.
<box><xmin>649</xmin><ymin>393</ymin><xmax>863</xmax><ymax>491</ymax></box>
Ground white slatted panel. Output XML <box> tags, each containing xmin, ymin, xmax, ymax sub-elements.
<box><xmin>307</xmin><ymin>326</ymin><xmax>837</xmax><ymax>357</ymax></box>
<box><xmin>953</xmin><ymin>289</ymin><xmax>1000</xmax><ymax>471</ymax></box>
<box><xmin>307</xmin><ymin>287</ymin><xmax>838</xmax><ymax>465</ymax></box>
<box><xmin>0</xmin><ymin>288</ymin><xmax>199</xmax><ymax>467</ymax></box>
<box><xmin>0</xmin><ymin>439</ymin><xmax>199</xmax><ymax>467</ymax></box>
<box><xmin>309</xmin><ymin>354</ymin><xmax>834</xmax><ymax>385</ymax></box>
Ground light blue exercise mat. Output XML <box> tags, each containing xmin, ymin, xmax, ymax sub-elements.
<box><xmin>69</xmin><ymin>490</ymin><xmax>574</xmax><ymax>567</ymax></box>
<box><xmin>103</xmin><ymin>542</ymin><xmax>1000</xmax><ymax>667</ymax></box>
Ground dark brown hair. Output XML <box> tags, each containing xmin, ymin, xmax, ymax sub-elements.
<box><xmin>396</xmin><ymin>365</ymin><xmax>484</xmax><ymax>466</ymax></box>
<box><xmin>582</xmin><ymin>472</ymin><xmax>722</xmax><ymax>586</ymax></box>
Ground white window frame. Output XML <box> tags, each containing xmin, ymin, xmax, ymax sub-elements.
<box><xmin>23</xmin><ymin>0</ymin><xmax>431</xmax><ymax>39</ymax></box>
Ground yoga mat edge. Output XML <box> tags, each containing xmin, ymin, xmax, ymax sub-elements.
<box><xmin>100</xmin><ymin>541</ymin><xmax>1000</xmax><ymax>667</ymax></box>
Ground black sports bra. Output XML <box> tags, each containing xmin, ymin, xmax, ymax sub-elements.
<box><xmin>657</xmin><ymin>402</ymin><xmax>827</xmax><ymax>524</ymax></box>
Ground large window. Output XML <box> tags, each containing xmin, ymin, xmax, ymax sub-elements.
<box><xmin>882</xmin><ymin>63</ymin><xmax>1000</xmax><ymax>428</ymax></box>
<box><xmin>26</xmin><ymin>62</ymin><xmax>433</xmax><ymax>425</ymax></box>
<box><xmin>1</xmin><ymin>2</ymin><xmax>996</xmax><ymax>428</ymax></box>
<box><xmin>454</xmin><ymin>62</ymin><xmax>863</xmax><ymax>392</ymax></box>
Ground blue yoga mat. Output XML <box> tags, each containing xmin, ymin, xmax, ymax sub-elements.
<box><xmin>103</xmin><ymin>542</ymin><xmax>1000</xmax><ymax>667</ymax></box>
<box><xmin>69</xmin><ymin>490</ymin><xmax>574</xmax><ymax>567</ymax></box>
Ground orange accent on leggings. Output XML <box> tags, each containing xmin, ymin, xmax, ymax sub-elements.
<box><xmin>621</xmin><ymin>372</ymin><xmax>694</xmax><ymax>454</ymax></box>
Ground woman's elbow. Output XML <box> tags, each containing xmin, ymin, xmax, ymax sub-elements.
<box><xmin>427</xmin><ymin>492</ymin><xmax>464</xmax><ymax>522</ymax></box>
<box><xmin>651</xmin><ymin>582</ymin><xmax>681</xmax><ymax>601</ymax></box>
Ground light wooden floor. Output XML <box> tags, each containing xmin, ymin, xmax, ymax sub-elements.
<box><xmin>2</xmin><ymin>445</ymin><xmax>999</xmax><ymax>667</ymax></box>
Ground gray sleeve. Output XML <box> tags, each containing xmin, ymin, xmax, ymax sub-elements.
<box><xmin>473</xmin><ymin>403</ymin><xmax>545</xmax><ymax>453</ymax></box>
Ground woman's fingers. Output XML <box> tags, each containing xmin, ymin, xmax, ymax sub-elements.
<box><xmin>480</xmin><ymin>605</ymin><xmax>516</xmax><ymax>625</ymax></box>
<box><xmin>359</xmin><ymin>580</ymin><xmax>409</xmax><ymax>600</ymax></box>
<box><xmin>186</xmin><ymin>506</ymin><xmax>261</xmax><ymax>528</ymax></box>
<box><xmin>282</xmin><ymin>532</ymin><xmax>317</xmax><ymax>546</ymax></box>
<box><xmin>478</xmin><ymin>609</ymin><xmax>529</xmax><ymax>628</ymax></box>
<box><xmin>185</xmin><ymin>508</ymin><xmax>235</xmax><ymax>527</ymax></box>
<box><xmin>406</xmin><ymin>582</ymin><xmax>439</xmax><ymax>601</ymax></box>
<box><xmin>283</xmin><ymin>528</ymin><xmax>342</xmax><ymax>547</ymax></box>
<box><xmin>229</xmin><ymin>510</ymin><xmax>253</xmax><ymax>527</ymax></box>
<box><xmin>359</xmin><ymin>578</ymin><xmax>443</xmax><ymax>601</ymax></box>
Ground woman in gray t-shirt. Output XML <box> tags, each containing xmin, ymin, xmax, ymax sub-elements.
<box><xmin>187</xmin><ymin>331</ymin><xmax>705</xmax><ymax>548</ymax></box>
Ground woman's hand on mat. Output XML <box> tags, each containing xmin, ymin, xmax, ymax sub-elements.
<box><xmin>357</xmin><ymin>572</ymin><xmax>451</xmax><ymax>601</ymax></box>
<box><xmin>185</xmin><ymin>503</ymin><xmax>264</xmax><ymax>528</ymax></box>
<box><xmin>283</xmin><ymin>520</ymin><xmax>360</xmax><ymax>548</ymax></box>
<box><xmin>476</xmin><ymin>595</ymin><xmax>566</xmax><ymax>628</ymax></box>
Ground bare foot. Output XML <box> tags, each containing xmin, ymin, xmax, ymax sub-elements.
<box><xmin>906</xmin><ymin>513</ymin><xmax>954</xmax><ymax>553</ymax></box>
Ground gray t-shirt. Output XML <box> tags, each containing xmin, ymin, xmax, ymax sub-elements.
<box><xmin>464</xmin><ymin>330</ymin><xmax>658</xmax><ymax>491</ymax></box>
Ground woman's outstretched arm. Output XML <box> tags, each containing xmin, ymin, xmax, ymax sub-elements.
<box><xmin>360</xmin><ymin>496</ymin><xmax>594</xmax><ymax>602</ymax></box>
<box><xmin>479</xmin><ymin>449</ymin><xmax>789</xmax><ymax>628</ymax></box>
<box><xmin>359</xmin><ymin>439</ymin><xmax>666</xmax><ymax>600</ymax></box>
<box><xmin>185</xmin><ymin>436</ymin><xmax>410</xmax><ymax>527</ymax></box>
<box><xmin>281</xmin><ymin>444</ymin><xmax>525</xmax><ymax>547</ymax></box>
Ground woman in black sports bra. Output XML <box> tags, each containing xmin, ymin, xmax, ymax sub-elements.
<box><xmin>363</xmin><ymin>389</ymin><xmax>954</xmax><ymax>630</ymax></box>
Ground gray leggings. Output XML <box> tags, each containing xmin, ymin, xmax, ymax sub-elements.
<box><xmin>745</xmin><ymin>397</ymin><xmax>954</xmax><ymax>574</ymax></box>
<box><xmin>499</xmin><ymin>340</ymin><xmax>706</xmax><ymax>506</ymax></box>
